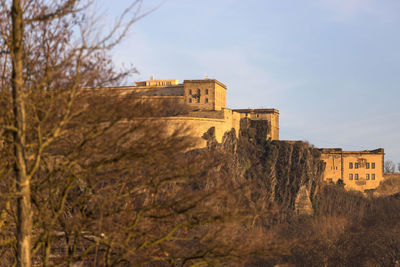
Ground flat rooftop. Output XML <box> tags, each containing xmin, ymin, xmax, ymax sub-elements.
<box><xmin>232</xmin><ymin>108</ymin><xmax>279</xmax><ymax>114</ymax></box>
<box><xmin>319</xmin><ymin>148</ymin><xmax>384</xmax><ymax>154</ymax></box>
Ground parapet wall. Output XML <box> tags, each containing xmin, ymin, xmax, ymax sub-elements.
<box><xmin>161</xmin><ymin>109</ymin><xmax>241</xmax><ymax>148</ymax></box>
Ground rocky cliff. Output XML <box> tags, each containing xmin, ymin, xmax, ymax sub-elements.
<box><xmin>204</xmin><ymin>118</ymin><xmax>325</xmax><ymax>215</ymax></box>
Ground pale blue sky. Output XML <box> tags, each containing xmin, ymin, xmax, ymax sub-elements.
<box><xmin>101</xmin><ymin>0</ymin><xmax>400</xmax><ymax>163</ymax></box>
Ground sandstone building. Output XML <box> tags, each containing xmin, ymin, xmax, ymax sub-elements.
<box><xmin>110</xmin><ymin>77</ymin><xmax>279</xmax><ymax>147</ymax></box>
<box><xmin>320</xmin><ymin>148</ymin><xmax>384</xmax><ymax>191</ymax></box>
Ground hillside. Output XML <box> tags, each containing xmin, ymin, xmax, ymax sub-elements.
<box><xmin>201</xmin><ymin>120</ymin><xmax>400</xmax><ymax>266</ymax></box>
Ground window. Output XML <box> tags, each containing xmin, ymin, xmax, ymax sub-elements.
<box><xmin>355</xmin><ymin>163</ymin><xmax>359</xmax><ymax>169</ymax></box>
<box><xmin>349</xmin><ymin>174</ymin><xmax>353</xmax><ymax>180</ymax></box>
<box><xmin>205</xmin><ymin>98</ymin><xmax>208</xmax><ymax>103</ymax></box>
<box><xmin>372</xmin><ymin>163</ymin><xmax>375</xmax><ymax>169</ymax></box>
<box><xmin>189</xmin><ymin>98</ymin><xmax>192</xmax><ymax>103</ymax></box>
<box><xmin>366</xmin><ymin>174</ymin><xmax>370</xmax><ymax>180</ymax></box>
<box><xmin>355</xmin><ymin>174</ymin><xmax>359</xmax><ymax>180</ymax></box>
<box><xmin>372</xmin><ymin>174</ymin><xmax>375</xmax><ymax>180</ymax></box>
<box><xmin>206</xmin><ymin>89</ymin><xmax>208</xmax><ymax>95</ymax></box>
<box><xmin>366</xmin><ymin>163</ymin><xmax>370</xmax><ymax>169</ymax></box>
<box><xmin>189</xmin><ymin>89</ymin><xmax>192</xmax><ymax>95</ymax></box>
<box><xmin>349</xmin><ymin>162</ymin><xmax>353</xmax><ymax>169</ymax></box>
<box><xmin>197</xmin><ymin>89</ymin><xmax>200</xmax><ymax>95</ymax></box>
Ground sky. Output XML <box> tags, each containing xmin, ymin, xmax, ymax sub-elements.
<box><xmin>99</xmin><ymin>0</ymin><xmax>400</xmax><ymax>164</ymax></box>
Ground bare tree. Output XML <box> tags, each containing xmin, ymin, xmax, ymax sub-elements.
<box><xmin>1</xmin><ymin>0</ymin><xmax>145</xmax><ymax>265</ymax></box>
<box><xmin>384</xmin><ymin>160</ymin><xmax>396</xmax><ymax>173</ymax></box>
<box><xmin>0</xmin><ymin>1</ymin><xmax>269</xmax><ymax>266</ymax></box>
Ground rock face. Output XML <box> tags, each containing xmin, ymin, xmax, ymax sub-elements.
<box><xmin>204</xmin><ymin>118</ymin><xmax>325</xmax><ymax>214</ymax></box>
<box><xmin>295</xmin><ymin>186</ymin><xmax>314</xmax><ymax>216</ymax></box>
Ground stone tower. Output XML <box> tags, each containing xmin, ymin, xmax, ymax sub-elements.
<box><xmin>183</xmin><ymin>79</ymin><xmax>227</xmax><ymax>111</ymax></box>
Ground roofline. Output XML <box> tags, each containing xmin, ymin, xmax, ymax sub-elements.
<box><xmin>232</xmin><ymin>108</ymin><xmax>279</xmax><ymax>114</ymax></box>
<box><xmin>319</xmin><ymin>148</ymin><xmax>385</xmax><ymax>154</ymax></box>
<box><xmin>91</xmin><ymin>85</ymin><xmax>184</xmax><ymax>90</ymax></box>
<box><xmin>183</xmin><ymin>79</ymin><xmax>227</xmax><ymax>89</ymax></box>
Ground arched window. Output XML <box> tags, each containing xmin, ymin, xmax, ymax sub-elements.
<box><xmin>197</xmin><ymin>89</ymin><xmax>200</xmax><ymax>95</ymax></box>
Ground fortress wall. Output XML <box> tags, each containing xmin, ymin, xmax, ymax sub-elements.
<box><xmin>214</xmin><ymin>82</ymin><xmax>227</xmax><ymax>110</ymax></box>
<box><xmin>321</xmin><ymin>152</ymin><xmax>342</xmax><ymax>184</ymax></box>
<box><xmin>159</xmin><ymin>110</ymin><xmax>240</xmax><ymax>148</ymax></box>
<box><xmin>94</xmin><ymin>86</ymin><xmax>185</xmax><ymax>97</ymax></box>
<box><xmin>185</xmin><ymin>110</ymin><xmax>225</xmax><ymax>119</ymax></box>
<box><xmin>133</xmin><ymin>86</ymin><xmax>184</xmax><ymax>96</ymax></box>
<box><xmin>260</xmin><ymin>112</ymin><xmax>279</xmax><ymax>140</ymax></box>
<box><xmin>223</xmin><ymin>109</ymin><xmax>241</xmax><ymax>136</ymax></box>
<box><xmin>271</xmin><ymin>113</ymin><xmax>279</xmax><ymax>140</ymax></box>
<box><xmin>138</xmin><ymin>96</ymin><xmax>184</xmax><ymax>101</ymax></box>
<box><xmin>132</xmin><ymin>96</ymin><xmax>185</xmax><ymax>107</ymax></box>
<box><xmin>233</xmin><ymin>109</ymin><xmax>279</xmax><ymax>140</ymax></box>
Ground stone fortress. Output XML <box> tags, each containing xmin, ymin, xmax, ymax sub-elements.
<box><xmin>110</xmin><ymin>77</ymin><xmax>384</xmax><ymax>192</ymax></box>
<box><xmin>112</xmin><ymin>77</ymin><xmax>279</xmax><ymax>147</ymax></box>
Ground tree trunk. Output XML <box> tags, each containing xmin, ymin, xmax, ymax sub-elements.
<box><xmin>11</xmin><ymin>0</ymin><xmax>31</xmax><ymax>266</ymax></box>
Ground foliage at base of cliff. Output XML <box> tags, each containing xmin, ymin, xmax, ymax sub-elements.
<box><xmin>205</xmin><ymin>121</ymin><xmax>400</xmax><ymax>266</ymax></box>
